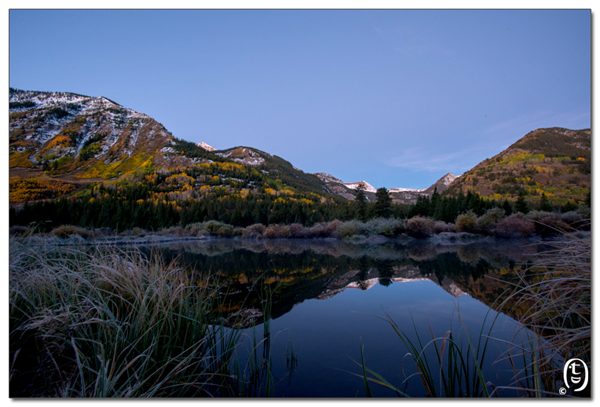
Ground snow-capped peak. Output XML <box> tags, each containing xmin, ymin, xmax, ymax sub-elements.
<box><xmin>197</xmin><ymin>142</ymin><xmax>216</xmax><ymax>151</ymax></box>
<box><xmin>388</xmin><ymin>187</ymin><xmax>426</xmax><ymax>193</ymax></box>
<box><xmin>344</xmin><ymin>181</ymin><xmax>378</xmax><ymax>193</ymax></box>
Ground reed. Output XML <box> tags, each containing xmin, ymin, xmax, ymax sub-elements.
<box><xmin>359</xmin><ymin>228</ymin><xmax>591</xmax><ymax>397</ymax></box>
<box><xmin>493</xmin><ymin>229</ymin><xmax>591</xmax><ymax>396</ymax></box>
<box><xmin>9</xmin><ymin>238</ymin><xmax>265</xmax><ymax>397</ymax></box>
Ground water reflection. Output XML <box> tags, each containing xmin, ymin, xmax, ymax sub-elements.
<box><xmin>140</xmin><ymin>238</ymin><xmax>556</xmax><ymax>397</ymax></box>
<box><xmin>143</xmin><ymin>238</ymin><xmax>551</xmax><ymax>326</ymax></box>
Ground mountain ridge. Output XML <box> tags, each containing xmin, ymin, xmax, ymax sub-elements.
<box><xmin>10</xmin><ymin>89</ymin><xmax>590</xmax><ymax>209</ymax></box>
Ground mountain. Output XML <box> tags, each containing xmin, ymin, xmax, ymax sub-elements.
<box><xmin>344</xmin><ymin>181</ymin><xmax>378</xmax><ymax>193</ymax></box>
<box><xmin>9</xmin><ymin>88</ymin><xmax>219</xmax><ymax>180</ymax></box>
<box><xmin>445</xmin><ymin>127</ymin><xmax>591</xmax><ymax>206</ymax></box>
<box><xmin>9</xmin><ymin>89</ymin><xmax>337</xmax><ymax>204</ymax></box>
<box><xmin>10</xmin><ymin>89</ymin><xmax>589</xmax><ymax>210</ymax></box>
<box><xmin>423</xmin><ymin>173</ymin><xmax>459</xmax><ymax>194</ymax></box>
<box><xmin>315</xmin><ymin>172</ymin><xmax>459</xmax><ymax>204</ymax></box>
<box><xmin>197</xmin><ymin>142</ymin><xmax>216</xmax><ymax>151</ymax></box>
<box><xmin>314</xmin><ymin>173</ymin><xmax>359</xmax><ymax>201</ymax></box>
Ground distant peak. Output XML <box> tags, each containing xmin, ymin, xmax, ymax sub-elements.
<box><xmin>344</xmin><ymin>181</ymin><xmax>377</xmax><ymax>193</ymax></box>
<box><xmin>197</xmin><ymin>142</ymin><xmax>216</xmax><ymax>151</ymax></box>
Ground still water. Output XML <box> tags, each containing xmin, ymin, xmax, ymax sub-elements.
<box><xmin>144</xmin><ymin>238</ymin><xmax>554</xmax><ymax>397</ymax></box>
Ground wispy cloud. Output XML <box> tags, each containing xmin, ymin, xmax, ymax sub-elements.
<box><xmin>387</xmin><ymin>145</ymin><xmax>486</xmax><ymax>174</ymax></box>
<box><xmin>483</xmin><ymin>110</ymin><xmax>591</xmax><ymax>138</ymax></box>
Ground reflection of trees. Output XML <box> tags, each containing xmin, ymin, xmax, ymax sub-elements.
<box><xmin>357</xmin><ymin>256</ymin><xmax>370</xmax><ymax>290</ymax></box>
<box><xmin>375</xmin><ymin>259</ymin><xmax>395</xmax><ymax>287</ymax></box>
<box><xmin>415</xmin><ymin>252</ymin><xmax>492</xmax><ymax>283</ymax></box>
<box><xmin>143</xmin><ymin>240</ymin><xmax>548</xmax><ymax>324</ymax></box>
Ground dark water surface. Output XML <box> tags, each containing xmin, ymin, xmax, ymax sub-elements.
<box><xmin>144</xmin><ymin>238</ymin><xmax>555</xmax><ymax>397</ymax></box>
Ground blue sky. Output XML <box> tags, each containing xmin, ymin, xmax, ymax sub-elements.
<box><xmin>9</xmin><ymin>9</ymin><xmax>591</xmax><ymax>189</ymax></box>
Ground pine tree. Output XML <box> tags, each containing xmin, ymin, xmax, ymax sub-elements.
<box><xmin>354</xmin><ymin>183</ymin><xmax>368</xmax><ymax>221</ymax></box>
<box><xmin>539</xmin><ymin>193</ymin><xmax>552</xmax><ymax>212</ymax></box>
<box><xmin>515</xmin><ymin>192</ymin><xmax>529</xmax><ymax>214</ymax></box>
<box><xmin>374</xmin><ymin>187</ymin><xmax>392</xmax><ymax>218</ymax></box>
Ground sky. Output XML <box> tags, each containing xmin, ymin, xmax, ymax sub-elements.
<box><xmin>8</xmin><ymin>9</ymin><xmax>591</xmax><ymax>189</ymax></box>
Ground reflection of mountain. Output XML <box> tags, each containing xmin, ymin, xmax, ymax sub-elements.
<box><xmin>147</xmin><ymin>239</ymin><xmax>553</xmax><ymax>326</ymax></box>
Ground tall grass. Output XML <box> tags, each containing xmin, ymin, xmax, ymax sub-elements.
<box><xmin>358</xmin><ymin>309</ymin><xmax>498</xmax><ymax>397</ymax></box>
<box><xmin>9</xmin><ymin>238</ymin><xmax>266</xmax><ymax>397</ymax></box>
<box><xmin>360</xmin><ymin>229</ymin><xmax>591</xmax><ymax>397</ymax></box>
<box><xmin>493</xmin><ymin>229</ymin><xmax>591</xmax><ymax>396</ymax></box>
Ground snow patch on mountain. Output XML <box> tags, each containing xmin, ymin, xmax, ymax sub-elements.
<box><xmin>388</xmin><ymin>187</ymin><xmax>426</xmax><ymax>193</ymax></box>
<box><xmin>216</xmin><ymin>148</ymin><xmax>266</xmax><ymax>166</ymax></box>
<box><xmin>344</xmin><ymin>181</ymin><xmax>378</xmax><ymax>193</ymax></box>
<box><xmin>197</xmin><ymin>142</ymin><xmax>216</xmax><ymax>151</ymax></box>
<box><xmin>314</xmin><ymin>172</ymin><xmax>344</xmax><ymax>184</ymax></box>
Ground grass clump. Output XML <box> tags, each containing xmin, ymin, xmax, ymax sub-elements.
<box><xmin>50</xmin><ymin>225</ymin><xmax>92</xmax><ymax>239</ymax></box>
<box><xmin>9</xmin><ymin>240</ymin><xmax>264</xmax><ymax>397</ymax></box>
<box><xmin>505</xmin><ymin>230</ymin><xmax>591</xmax><ymax>363</ymax></box>
<box><xmin>360</xmin><ymin>229</ymin><xmax>591</xmax><ymax>397</ymax></box>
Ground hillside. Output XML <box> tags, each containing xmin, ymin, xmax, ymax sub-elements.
<box><xmin>316</xmin><ymin>172</ymin><xmax>459</xmax><ymax>204</ymax></box>
<box><xmin>9</xmin><ymin>88</ymin><xmax>220</xmax><ymax>180</ymax></box>
<box><xmin>9</xmin><ymin>89</ymin><xmax>337</xmax><ymax>204</ymax></box>
<box><xmin>445</xmin><ymin>127</ymin><xmax>591</xmax><ymax>207</ymax></box>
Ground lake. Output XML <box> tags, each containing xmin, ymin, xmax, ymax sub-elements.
<box><xmin>142</xmin><ymin>238</ymin><xmax>556</xmax><ymax>397</ymax></box>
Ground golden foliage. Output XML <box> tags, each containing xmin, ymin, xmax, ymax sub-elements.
<box><xmin>10</xmin><ymin>177</ymin><xmax>75</xmax><ymax>203</ymax></box>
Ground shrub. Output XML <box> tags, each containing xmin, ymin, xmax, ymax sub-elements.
<box><xmin>263</xmin><ymin>224</ymin><xmax>290</xmax><ymax>239</ymax></box>
<box><xmin>50</xmin><ymin>225</ymin><xmax>91</xmax><ymax>239</ymax></box>
<box><xmin>185</xmin><ymin>222</ymin><xmax>209</xmax><ymax>237</ymax></box>
<box><xmin>131</xmin><ymin>227</ymin><xmax>147</xmax><ymax>237</ymax></box>
<box><xmin>157</xmin><ymin>226</ymin><xmax>186</xmax><ymax>237</ymax></box>
<box><xmin>335</xmin><ymin>220</ymin><xmax>359</xmax><ymax>238</ymax></box>
<box><xmin>476</xmin><ymin>207</ymin><xmax>505</xmax><ymax>235</ymax></box>
<box><xmin>202</xmin><ymin>220</ymin><xmax>228</xmax><ymax>235</ymax></box>
<box><xmin>525</xmin><ymin>210</ymin><xmax>555</xmax><ymax>223</ymax></box>
<box><xmin>215</xmin><ymin>223</ymin><xmax>236</xmax><ymax>237</ymax></box>
<box><xmin>492</xmin><ymin>214</ymin><xmax>535</xmax><ymax>238</ymax></box>
<box><xmin>366</xmin><ymin>217</ymin><xmax>405</xmax><ymax>237</ymax></box>
<box><xmin>288</xmin><ymin>223</ymin><xmax>309</xmax><ymax>238</ymax></box>
<box><xmin>433</xmin><ymin>221</ymin><xmax>454</xmax><ymax>234</ymax></box>
<box><xmin>455</xmin><ymin>211</ymin><xmax>478</xmax><ymax>233</ymax></box>
<box><xmin>308</xmin><ymin>223</ymin><xmax>327</xmax><ymax>238</ymax></box>
<box><xmin>559</xmin><ymin>211</ymin><xmax>586</xmax><ymax>228</ymax></box>
<box><xmin>406</xmin><ymin>216</ymin><xmax>434</xmax><ymax>239</ymax></box>
<box><xmin>323</xmin><ymin>219</ymin><xmax>344</xmax><ymax>237</ymax></box>
<box><xmin>242</xmin><ymin>223</ymin><xmax>266</xmax><ymax>238</ymax></box>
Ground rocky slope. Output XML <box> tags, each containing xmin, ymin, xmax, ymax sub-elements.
<box><xmin>445</xmin><ymin>127</ymin><xmax>591</xmax><ymax>206</ymax></box>
<box><xmin>315</xmin><ymin>172</ymin><xmax>460</xmax><ymax>204</ymax></box>
<box><xmin>9</xmin><ymin>88</ymin><xmax>216</xmax><ymax>180</ymax></box>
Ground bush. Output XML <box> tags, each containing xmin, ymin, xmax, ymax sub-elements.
<box><xmin>433</xmin><ymin>221</ymin><xmax>454</xmax><ymax>234</ymax></box>
<box><xmin>288</xmin><ymin>223</ymin><xmax>309</xmax><ymax>238</ymax></box>
<box><xmin>455</xmin><ymin>211</ymin><xmax>478</xmax><ymax>233</ymax></box>
<box><xmin>323</xmin><ymin>219</ymin><xmax>344</xmax><ymax>237</ymax></box>
<box><xmin>366</xmin><ymin>217</ymin><xmax>405</xmax><ymax>237</ymax></box>
<box><xmin>50</xmin><ymin>225</ymin><xmax>91</xmax><ymax>239</ymax></box>
<box><xmin>492</xmin><ymin>214</ymin><xmax>535</xmax><ymax>238</ymax></box>
<box><xmin>214</xmin><ymin>223</ymin><xmax>236</xmax><ymax>237</ymax></box>
<box><xmin>263</xmin><ymin>224</ymin><xmax>290</xmax><ymax>239</ymax></box>
<box><xmin>132</xmin><ymin>227</ymin><xmax>147</xmax><ymax>237</ymax></box>
<box><xmin>308</xmin><ymin>223</ymin><xmax>327</xmax><ymax>238</ymax></box>
<box><xmin>335</xmin><ymin>220</ymin><xmax>359</xmax><ymax>238</ymax></box>
<box><xmin>476</xmin><ymin>207</ymin><xmax>505</xmax><ymax>235</ymax></box>
<box><xmin>559</xmin><ymin>211</ymin><xmax>586</xmax><ymax>227</ymax></box>
<box><xmin>157</xmin><ymin>226</ymin><xmax>186</xmax><ymax>237</ymax></box>
<box><xmin>406</xmin><ymin>216</ymin><xmax>434</xmax><ymax>239</ymax></box>
<box><xmin>242</xmin><ymin>223</ymin><xmax>266</xmax><ymax>238</ymax></box>
<box><xmin>185</xmin><ymin>222</ymin><xmax>209</xmax><ymax>237</ymax></box>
